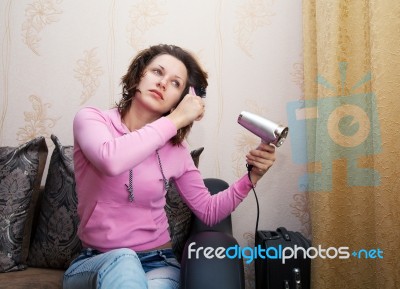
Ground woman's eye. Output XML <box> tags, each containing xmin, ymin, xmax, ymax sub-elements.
<box><xmin>152</xmin><ymin>68</ymin><xmax>162</xmax><ymax>75</ymax></box>
<box><xmin>171</xmin><ymin>80</ymin><xmax>180</xmax><ymax>88</ymax></box>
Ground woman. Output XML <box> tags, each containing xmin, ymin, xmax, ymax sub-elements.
<box><xmin>63</xmin><ymin>44</ymin><xmax>276</xmax><ymax>289</ymax></box>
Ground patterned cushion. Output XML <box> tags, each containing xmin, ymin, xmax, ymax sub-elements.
<box><xmin>0</xmin><ymin>136</ymin><xmax>48</xmax><ymax>272</ymax></box>
<box><xmin>27</xmin><ymin>135</ymin><xmax>81</xmax><ymax>269</ymax></box>
<box><xmin>165</xmin><ymin>147</ymin><xmax>204</xmax><ymax>262</ymax></box>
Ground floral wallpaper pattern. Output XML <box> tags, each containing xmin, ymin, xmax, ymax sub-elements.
<box><xmin>16</xmin><ymin>95</ymin><xmax>59</xmax><ymax>144</ymax></box>
<box><xmin>291</xmin><ymin>60</ymin><xmax>304</xmax><ymax>98</ymax></box>
<box><xmin>22</xmin><ymin>0</ymin><xmax>63</xmax><ymax>55</ymax></box>
<box><xmin>127</xmin><ymin>0</ymin><xmax>167</xmax><ymax>50</ymax></box>
<box><xmin>234</xmin><ymin>0</ymin><xmax>276</xmax><ymax>57</ymax></box>
<box><xmin>1</xmin><ymin>0</ymin><xmax>12</xmax><ymax>142</ymax></box>
<box><xmin>74</xmin><ymin>48</ymin><xmax>103</xmax><ymax>105</ymax></box>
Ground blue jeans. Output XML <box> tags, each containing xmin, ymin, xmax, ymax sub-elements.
<box><xmin>63</xmin><ymin>248</ymin><xmax>180</xmax><ymax>289</ymax></box>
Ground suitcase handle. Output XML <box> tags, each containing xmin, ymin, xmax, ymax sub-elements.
<box><xmin>277</xmin><ymin>227</ymin><xmax>291</xmax><ymax>241</ymax></box>
<box><xmin>259</xmin><ymin>230</ymin><xmax>281</xmax><ymax>240</ymax></box>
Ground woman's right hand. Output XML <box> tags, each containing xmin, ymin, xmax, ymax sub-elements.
<box><xmin>166</xmin><ymin>93</ymin><xmax>205</xmax><ymax>129</ymax></box>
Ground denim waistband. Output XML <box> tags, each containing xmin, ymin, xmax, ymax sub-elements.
<box><xmin>136</xmin><ymin>248</ymin><xmax>175</xmax><ymax>260</ymax></box>
<box><xmin>81</xmin><ymin>247</ymin><xmax>175</xmax><ymax>258</ymax></box>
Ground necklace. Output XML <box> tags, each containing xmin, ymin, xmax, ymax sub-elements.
<box><xmin>125</xmin><ymin>149</ymin><xmax>169</xmax><ymax>202</ymax></box>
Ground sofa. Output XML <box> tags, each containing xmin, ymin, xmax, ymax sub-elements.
<box><xmin>0</xmin><ymin>135</ymin><xmax>244</xmax><ymax>289</ymax></box>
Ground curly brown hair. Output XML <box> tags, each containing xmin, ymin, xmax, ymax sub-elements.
<box><xmin>117</xmin><ymin>44</ymin><xmax>208</xmax><ymax>145</ymax></box>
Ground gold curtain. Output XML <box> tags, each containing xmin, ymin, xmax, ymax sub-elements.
<box><xmin>303</xmin><ymin>0</ymin><xmax>400</xmax><ymax>288</ymax></box>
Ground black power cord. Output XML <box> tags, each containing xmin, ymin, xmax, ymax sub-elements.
<box><xmin>247</xmin><ymin>164</ymin><xmax>260</xmax><ymax>234</ymax></box>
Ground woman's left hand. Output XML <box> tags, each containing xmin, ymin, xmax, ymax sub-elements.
<box><xmin>246</xmin><ymin>142</ymin><xmax>276</xmax><ymax>185</ymax></box>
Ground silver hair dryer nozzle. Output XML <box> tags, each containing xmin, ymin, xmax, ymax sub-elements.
<box><xmin>238</xmin><ymin>111</ymin><xmax>289</xmax><ymax>147</ymax></box>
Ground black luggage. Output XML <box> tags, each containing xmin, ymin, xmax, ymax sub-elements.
<box><xmin>255</xmin><ymin>227</ymin><xmax>311</xmax><ymax>289</ymax></box>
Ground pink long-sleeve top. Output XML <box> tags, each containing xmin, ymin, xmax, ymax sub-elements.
<box><xmin>73</xmin><ymin>106</ymin><xmax>254</xmax><ymax>252</ymax></box>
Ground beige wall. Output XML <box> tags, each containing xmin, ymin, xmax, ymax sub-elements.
<box><xmin>0</xmin><ymin>1</ymin><xmax>305</xmax><ymax>287</ymax></box>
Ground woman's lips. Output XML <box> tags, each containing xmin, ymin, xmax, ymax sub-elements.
<box><xmin>149</xmin><ymin>89</ymin><xmax>164</xmax><ymax>100</ymax></box>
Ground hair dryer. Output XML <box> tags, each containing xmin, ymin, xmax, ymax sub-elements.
<box><xmin>238</xmin><ymin>111</ymin><xmax>289</xmax><ymax>172</ymax></box>
<box><xmin>237</xmin><ymin>111</ymin><xmax>289</xmax><ymax>147</ymax></box>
